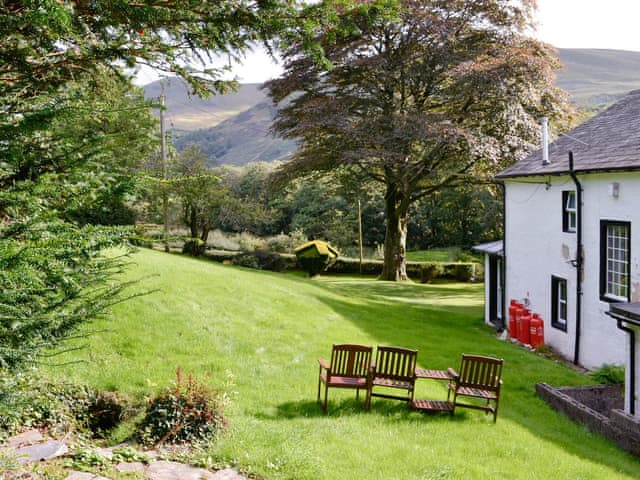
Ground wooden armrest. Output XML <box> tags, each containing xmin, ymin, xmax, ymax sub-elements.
<box><xmin>447</xmin><ymin>367</ymin><xmax>459</xmax><ymax>380</ymax></box>
<box><xmin>318</xmin><ymin>357</ymin><xmax>329</xmax><ymax>370</ymax></box>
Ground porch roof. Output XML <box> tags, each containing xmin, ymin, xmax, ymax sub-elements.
<box><xmin>472</xmin><ymin>240</ymin><xmax>503</xmax><ymax>257</ymax></box>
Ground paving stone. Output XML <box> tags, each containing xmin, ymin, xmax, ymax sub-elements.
<box><xmin>146</xmin><ymin>460</ymin><xmax>217</xmax><ymax>480</ymax></box>
<box><xmin>115</xmin><ymin>461</ymin><xmax>146</xmax><ymax>473</ymax></box>
<box><xmin>14</xmin><ymin>440</ymin><xmax>68</xmax><ymax>463</ymax></box>
<box><xmin>65</xmin><ymin>471</ymin><xmax>110</xmax><ymax>480</ymax></box>
<box><xmin>4</xmin><ymin>429</ymin><xmax>43</xmax><ymax>449</ymax></box>
<box><xmin>212</xmin><ymin>468</ymin><xmax>248</xmax><ymax>479</ymax></box>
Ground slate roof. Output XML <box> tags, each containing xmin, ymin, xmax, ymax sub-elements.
<box><xmin>497</xmin><ymin>89</ymin><xmax>640</xmax><ymax>179</ymax></box>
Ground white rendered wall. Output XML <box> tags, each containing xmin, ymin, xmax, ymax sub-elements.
<box><xmin>483</xmin><ymin>254</ymin><xmax>491</xmax><ymax>325</ymax></box>
<box><xmin>503</xmin><ymin>172</ymin><xmax>640</xmax><ymax>369</ymax></box>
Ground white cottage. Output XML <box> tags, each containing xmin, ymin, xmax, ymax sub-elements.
<box><xmin>492</xmin><ymin>90</ymin><xmax>640</xmax><ymax>416</ymax></box>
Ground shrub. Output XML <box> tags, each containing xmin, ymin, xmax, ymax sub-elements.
<box><xmin>0</xmin><ymin>368</ymin><xmax>93</xmax><ymax>434</ymax></box>
<box><xmin>589</xmin><ymin>364</ymin><xmax>625</xmax><ymax>385</ymax></box>
<box><xmin>86</xmin><ymin>392</ymin><xmax>126</xmax><ymax>437</ymax></box>
<box><xmin>266</xmin><ymin>229</ymin><xmax>308</xmax><ymax>253</ymax></box>
<box><xmin>136</xmin><ymin>368</ymin><xmax>227</xmax><ymax>447</ymax></box>
<box><xmin>183</xmin><ymin>238</ymin><xmax>206</xmax><ymax>256</ymax></box>
<box><xmin>420</xmin><ymin>263</ymin><xmax>444</xmax><ymax>283</ymax></box>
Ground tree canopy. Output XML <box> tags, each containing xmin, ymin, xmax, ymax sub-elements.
<box><xmin>267</xmin><ymin>0</ymin><xmax>572</xmax><ymax>280</ymax></box>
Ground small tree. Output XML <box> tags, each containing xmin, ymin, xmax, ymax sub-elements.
<box><xmin>170</xmin><ymin>145</ymin><xmax>226</xmax><ymax>255</ymax></box>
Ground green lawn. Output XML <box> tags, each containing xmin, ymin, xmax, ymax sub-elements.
<box><xmin>46</xmin><ymin>249</ymin><xmax>640</xmax><ymax>479</ymax></box>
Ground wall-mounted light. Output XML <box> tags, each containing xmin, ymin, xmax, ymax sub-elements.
<box><xmin>609</xmin><ymin>182</ymin><xmax>620</xmax><ymax>198</ymax></box>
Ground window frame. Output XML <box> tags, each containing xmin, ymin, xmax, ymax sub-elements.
<box><xmin>599</xmin><ymin>220</ymin><xmax>631</xmax><ymax>303</ymax></box>
<box><xmin>562</xmin><ymin>190</ymin><xmax>577</xmax><ymax>233</ymax></box>
<box><xmin>551</xmin><ymin>276</ymin><xmax>568</xmax><ymax>331</ymax></box>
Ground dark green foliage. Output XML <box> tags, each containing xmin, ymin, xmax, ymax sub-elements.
<box><xmin>136</xmin><ymin>369</ymin><xmax>227</xmax><ymax>447</ymax></box>
<box><xmin>0</xmin><ymin>369</ymin><xmax>92</xmax><ymax>434</ymax></box>
<box><xmin>233</xmin><ymin>250</ymin><xmax>293</xmax><ymax>272</ymax></box>
<box><xmin>589</xmin><ymin>364</ymin><xmax>625</xmax><ymax>386</ymax></box>
<box><xmin>0</xmin><ymin>220</ymin><xmax>136</xmax><ymax>370</ymax></box>
<box><xmin>86</xmin><ymin>392</ymin><xmax>126</xmax><ymax>437</ymax></box>
<box><xmin>183</xmin><ymin>238</ymin><xmax>207</xmax><ymax>256</ymax></box>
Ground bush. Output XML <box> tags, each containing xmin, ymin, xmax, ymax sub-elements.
<box><xmin>420</xmin><ymin>263</ymin><xmax>444</xmax><ymax>283</ymax></box>
<box><xmin>266</xmin><ymin>229</ymin><xmax>308</xmax><ymax>253</ymax></box>
<box><xmin>183</xmin><ymin>238</ymin><xmax>206</xmax><ymax>256</ymax></box>
<box><xmin>86</xmin><ymin>392</ymin><xmax>126</xmax><ymax>437</ymax></box>
<box><xmin>136</xmin><ymin>368</ymin><xmax>227</xmax><ymax>447</ymax></box>
<box><xmin>0</xmin><ymin>368</ymin><xmax>93</xmax><ymax>434</ymax></box>
<box><xmin>589</xmin><ymin>364</ymin><xmax>625</xmax><ymax>385</ymax></box>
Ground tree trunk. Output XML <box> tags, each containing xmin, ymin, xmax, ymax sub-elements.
<box><xmin>380</xmin><ymin>186</ymin><xmax>409</xmax><ymax>281</ymax></box>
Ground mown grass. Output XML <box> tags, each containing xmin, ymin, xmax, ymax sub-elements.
<box><xmin>45</xmin><ymin>249</ymin><xmax>640</xmax><ymax>479</ymax></box>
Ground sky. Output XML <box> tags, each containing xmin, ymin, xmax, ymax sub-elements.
<box><xmin>135</xmin><ymin>0</ymin><xmax>640</xmax><ymax>85</ymax></box>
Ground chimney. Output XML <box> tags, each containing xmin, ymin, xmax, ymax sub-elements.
<box><xmin>541</xmin><ymin>117</ymin><xmax>550</xmax><ymax>165</ymax></box>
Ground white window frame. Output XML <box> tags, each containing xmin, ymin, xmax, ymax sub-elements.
<box><xmin>600</xmin><ymin>221</ymin><xmax>630</xmax><ymax>302</ymax></box>
<box><xmin>565</xmin><ymin>191</ymin><xmax>577</xmax><ymax>233</ymax></box>
<box><xmin>551</xmin><ymin>276</ymin><xmax>567</xmax><ymax>331</ymax></box>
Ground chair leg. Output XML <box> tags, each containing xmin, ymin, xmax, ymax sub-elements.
<box><xmin>322</xmin><ymin>383</ymin><xmax>329</xmax><ymax>413</ymax></box>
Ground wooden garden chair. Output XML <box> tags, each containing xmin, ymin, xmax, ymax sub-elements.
<box><xmin>317</xmin><ymin>344</ymin><xmax>373</xmax><ymax>412</ymax></box>
<box><xmin>365</xmin><ymin>345</ymin><xmax>417</xmax><ymax>410</ymax></box>
<box><xmin>447</xmin><ymin>353</ymin><xmax>504</xmax><ymax>422</ymax></box>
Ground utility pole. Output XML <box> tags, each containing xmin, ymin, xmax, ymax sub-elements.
<box><xmin>160</xmin><ymin>91</ymin><xmax>169</xmax><ymax>252</ymax></box>
<box><xmin>357</xmin><ymin>198</ymin><xmax>363</xmax><ymax>275</ymax></box>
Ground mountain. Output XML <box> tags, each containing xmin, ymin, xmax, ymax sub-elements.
<box><xmin>143</xmin><ymin>48</ymin><xmax>640</xmax><ymax>166</ymax></box>
<box><xmin>173</xmin><ymin>101</ymin><xmax>297</xmax><ymax>165</ymax></box>
<box><xmin>144</xmin><ymin>79</ymin><xmax>267</xmax><ymax>130</ymax></box>
<box><xmin>556</xmin><ymin>49</ymin><xmax>640</xmax><ymax>106</ymax></box>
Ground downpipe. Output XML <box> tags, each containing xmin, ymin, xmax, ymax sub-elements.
<box><xmin>568</xmin><ymin>151</ymin><xmax>583</xmax><ymax>365</ymax></box>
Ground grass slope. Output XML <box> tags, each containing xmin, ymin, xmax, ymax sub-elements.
<box><xmin>47</xmin><ymin>249</ymin><xmax>640</xmax><ymax>479</ymax></box>
<box><xmin>556</xmin><ymin>48</ymin><xmax>640</xmax><ymax>106</ymax></box>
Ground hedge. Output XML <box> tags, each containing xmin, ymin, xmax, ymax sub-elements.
<box><xmin>145</xmin><ymin>244</ymin><xmax>482</xmax><ymax>282</ymax></box>
<box><xmin>327</xmin><ymin>258</ymin><xmax>482</xmax><ymax>282</ymax></box>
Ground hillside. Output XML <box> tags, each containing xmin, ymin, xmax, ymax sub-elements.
<box><xmin>556</xmin><ymin>49</ymin><xmax>640</xmax><ymax>106</ymax></box>
<box><xmin>144</xmin><ymin>79</ymin><xmax>266</xmax><ymax>130</ymax></box>
<box><xmin>173</xmin><ymin>101</ymin><xmax>297</xmax><ymax>166</ymax></box>
<box><xmin>144</xmin><ymin>48</ymin><xmax>640</xmax><ymax>166</ymax></box>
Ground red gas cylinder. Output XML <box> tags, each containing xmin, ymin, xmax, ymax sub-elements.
<box><xmin>508</xmin><ymin>300</ymin><xmax>519</xmax><ymax>340</ymax></box>
<box><xmin>519</xmin><ymin>309</ymin><xmax>532</xmax><ymax>345</ymax></box>
<box><xmin>513</xmin><ymin>305</ymin><xmax>525</xmax><ymax>341</ymax></box>
<box><xmin>530</xmin><ymin>314</ymin><xmax>544</xmax><ymax>348</ymax></box>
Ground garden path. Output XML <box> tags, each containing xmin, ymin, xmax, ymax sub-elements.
<box><xmin>2</xmin><ymin>429</ymin><xmax>248</xmax><ymax>480</ymax></box>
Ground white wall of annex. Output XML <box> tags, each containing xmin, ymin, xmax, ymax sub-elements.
<box><xmin>504</xmin><ymin>172</ymin><xmax>640</xmax><ymax>368</ymax></box>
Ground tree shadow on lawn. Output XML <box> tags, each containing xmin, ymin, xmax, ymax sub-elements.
<box><xmin>307</xmin><ymin>281</ymin><xmax>640</xmax><ymax>477</ymax></box>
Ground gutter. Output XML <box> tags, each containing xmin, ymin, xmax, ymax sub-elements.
<box><xmin>568</xmin><ymin>151</ymin><xmax>583</xmax><ymax>365</ymax></box>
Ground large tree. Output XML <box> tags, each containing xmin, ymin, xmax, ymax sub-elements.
<box><xmin>267</xmin><ymin>0</ymin><xmax>571</xmax><ymax>280</ymax></box>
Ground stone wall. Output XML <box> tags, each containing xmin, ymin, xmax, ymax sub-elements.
<box><xmin>536</xmin><ymin>383</ymin><xmax>639</xmax><ymax>456</ymax></box>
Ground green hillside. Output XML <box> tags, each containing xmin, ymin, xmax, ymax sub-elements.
<box><xmin>174</xmin><ymin>101</ymin><xmax>297</xmax><ymax>166</ymax></box>
<box><xmin>556</xmin><ymin>48</ymin><xmax>640</xmax><ymax>106</ymax></box>
<box><xmin>44</xmin><ymin>249</ymin><xmax>640</xmax><ymax>480</ymax></box>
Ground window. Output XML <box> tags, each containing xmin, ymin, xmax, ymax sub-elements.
<box><xmin>600</xmin><ymin>221</ymin><xmax>631</xmax><ymax>302</ymax></box>
<box><xmin>562</xmin><ymin>191</ymin><xmax>577</xmax><ymax>233</ymax></box>
<box><xmin>551</xmin><ymin>276</ymin><xmax>567</xmax><ymax>331</ymax></box>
